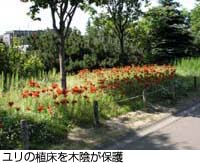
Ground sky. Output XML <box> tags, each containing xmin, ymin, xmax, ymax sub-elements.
<box><xmin>0</xmin><ymin>0</ymin><xmax>197</xmax><ymax>35</ymax></box>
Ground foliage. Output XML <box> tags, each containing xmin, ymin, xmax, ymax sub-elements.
<box><xmin>0</xmin><ymin>112</ymin><xmax>21</xmax><ymax>149</ymax></box>
<box><xmin>102</xmin><ymin>0</ymin><xmax>148</xmax><ymax>65</ymax></box>
<box><xmin>26</xmin><ymin>30</ymin><xmax>59</xmax><ymax>71</ymax></box>
<box><xmin>0</xmin><ymin>43</ymin><xmax>9</xmax><ymax>73</ymax></box>
<box><xmin>191</xmin><ymin>4</ymin><xmax>200</xmax><ymax>52</ymax></box>
<box><xmin>21</xmin><ymin>0</ymin><xmax>104</xmax><ymax>89</ymax></box>
<box><xmin>142</xmin><ymin>0</ymin><xmax>194</xmax><ymax>63</ymax></box>
<box><xmin>0</xmin><ymin>43</ymin><xmax>45</xmax><ymax>78</ymax></box>
<box><xmin>85</xmin><ymin>14</ymin><xmax>119</xmax><ymax>67</ymax></box>
<box><xmin>23</xmin><ymin>52</ymin><xmax>44</xmax><ymax>76</ymax></box>
<box><xmin>176</xmin><ymin>57</ymin><xmax>200</xmax><ymax>77</ymax></box>
<box><xmin>127</xmin><ymin>19</ymin><xmax>152</xmax><ymax>64</ymax></box>
<box><xmin>0</xmin><ymin>110</ymin><xmax>65</xmax><ymax>149</ymax></box>
<box><xmin>17</xmin><ymin>0</ymin><xmax>198</xmax><ymax>74</ymax></box>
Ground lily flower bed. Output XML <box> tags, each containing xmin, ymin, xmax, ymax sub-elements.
<box><xmin>0</xmin><ymin>65</ymin><xmax>176</xmax><ymax>149</ymax></box>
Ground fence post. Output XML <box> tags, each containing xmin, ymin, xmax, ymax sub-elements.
<box><xmin>194</xmin><ymin>76</ymin><xmax>197</xmax><ymax>89</ymax></box>
<box><xmin>142</xmin><ymin>89</ymin><xmax>146</xmax><ymax>108</ymax></box>
<box><xmin>174</xmin><ymin>80</ymin><xmax>176</xmax><ymax>99</ymax></box>
<box><xmin>20</xmin><ymin>120</ymin><xmax>29</xmax><ymax>150</ymax></box>
<box><xmin>93</xmin><ymin>100</ymin><xmax>100</xmax><ymax>128</ymax></box>
<box><xmin>0</xmin><ymin>117</ymin><xmax>2</xmax><ymax>128</ymax></box>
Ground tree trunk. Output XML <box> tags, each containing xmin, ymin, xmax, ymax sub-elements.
<box><xmin>59</xmin><ymin>36</ymin><xmax>67</xmax><ymax>90</ymax></box>
<box><xmin>119</xmin><ymin>34</ymin><xmax>127</xmax><ymax>65</ymax></box>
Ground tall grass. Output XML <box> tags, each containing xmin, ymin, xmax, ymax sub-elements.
<box><xmin>0</xmin><ymin>68</ymin><xmax>59</xmax><ymax>92</ymax></box>
<box><xmin>175</xmin><ymin>57</ymin><xmax>200</xmax><ymax>89</ymax></box>
<box><xmin>0</xmin><ymin>71</ymin><xmax>4</xmax><ymax>92</ymax></box>
<box><xmin>176</xmin><ymin>57</ymin><xmax>200</xmax><ymax>77</ymax></box>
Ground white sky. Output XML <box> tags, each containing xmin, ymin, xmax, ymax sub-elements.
<box><xmin>0</xmin><ymin>0</ymin><xmax>197</xmax><ymax>35</ymax></box>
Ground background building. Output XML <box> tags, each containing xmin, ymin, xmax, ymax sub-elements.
<box><xmin>2</xmin><ymin>30</ymin><xmax>42</xmax><ymax>47</ymax></box>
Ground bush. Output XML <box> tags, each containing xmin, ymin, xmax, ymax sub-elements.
<box><xmin>0</xmin><ymin>110</ymin><xmax>65</xmax><ymax>149</ymax></box>
<box><xmin>23</xmin><ymin>52</ymin><xmax>44</xmax><ymax>76</ymax></box>
<box><xmin>0</xmin><ymin>112</ymin><xmax>21</xmax><ymax>149</ymax></box>
<box><xmin>0</xmin><ymin>43</ymin><xmax>9</xmax><ymax>73</ymax></box>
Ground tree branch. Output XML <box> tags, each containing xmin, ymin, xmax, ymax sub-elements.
<box><xmin>64</xmin><ymin>4</ymin><xmax>78</xmax><ymax>39</ymax></box>
<box><xmin>63</xmin><ymin>0</ymin><xmax>69</xmax><ymax>14</ymax></box>
<box><xmin>50</xmin><ymin>4</ymin><xmax>59</xmax><ymax>34</ymax></box>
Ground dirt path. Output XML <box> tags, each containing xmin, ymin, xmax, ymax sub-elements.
<box><xmin>49</xmin><ymin>89</ymin><xmax>200</xmax><ymax>150</ymax></box>
<box><xmin>108</xmin><ymin>106</ymin><xmax>200</xmax><ymax>150</ymax></box>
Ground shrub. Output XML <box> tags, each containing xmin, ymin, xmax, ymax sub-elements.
<box><xmin>23</xmin><ymin>52</ymin><xmax>44</xmax><ymax>76</ymax></box>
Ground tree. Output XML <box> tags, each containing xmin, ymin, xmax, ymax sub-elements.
<box><xmin>191</xmin><ymin>4</ymin><xmax>200</xmax><ymax>51</ymax></box>
<box><xmin>127</xmin><ymin>19</ymin><xmax>152</xmax><ymax>64</ymax></box>
<box><xmin>0</xmin><ymin>42</ymin><xmax>9</xmax><ymax>73</ymax></box>
<box><xmin>20</xmin><ymin>0</ymin><xmax>99</xmax><ymax>89</ymax></box>
<box><xmin>103</xmin><ymin>0</ymin><xmax>148</xmax><ymax>65</ymax></box>
<box><xmin>85</xmin><ymin>14</ymin><xmax>119</xmax><ymax>67</ymax></box>
<box><xmin>143</xmin><ymin>0</ymin><xmax>193</xmax><ymax>63</ymax></box>
<box><xmin>26</xmin><ymin>29</ymin><xmax>59</xmax><ymax>71</ymax></box>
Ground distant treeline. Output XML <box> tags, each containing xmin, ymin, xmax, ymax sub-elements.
<box><xmin>1</xmin><ymin>0</ymin><xmax>200</xmax><ymax>76</ymax></box>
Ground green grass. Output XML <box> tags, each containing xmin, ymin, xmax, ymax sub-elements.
<box><xmin>176</xmin><ymin>57</ymin><xmax>200</xmax><ymax>77</ymax></box>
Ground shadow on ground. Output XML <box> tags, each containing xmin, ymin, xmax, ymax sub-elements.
<box><xmin>47</xmin><ymin>105</ymin><xmax>200</xmax><ymax>150</ymax></box>
<box><xmin>35</xmin><ymin>76</ymin><xmax>200</xmax><ymax>150</ymax></box>
<box><xmin>50</xmin><ymin>97</ymin><xmax>200</xmax><ymax>150</ymax></box>
<box><xmin>96</xmin><ymin>104</ymin><xmax>200</xmax><ymax>150</ymax></box>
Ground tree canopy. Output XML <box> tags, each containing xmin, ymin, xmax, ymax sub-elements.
<box><xmin>191</xmin><ymin>4</ymin><xmax>200</xmax><ymax>48</ymax></box>
<box><xmin>101</xmin><ymin>0</ymin><xmax>149</xmax><ymax>65</ymax></box>
<box><xmin>20</xmin><ymin>0</ymin><xmax>105</xmax><ymax>89</ymax></box>
<box><xmin>142</xmin><ymin>0</ymin><xmax>193</xmax><ymax>63</ymax></box>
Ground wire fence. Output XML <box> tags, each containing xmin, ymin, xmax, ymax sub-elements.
<box><xmin>115</xmin><ymin>84</ymin><xmax>175</xmax><ymax>103</ymax></box>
